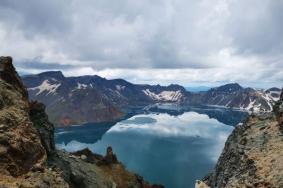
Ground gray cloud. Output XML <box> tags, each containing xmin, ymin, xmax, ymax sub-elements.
<box><xmin>14</xmin><ymin>57</ymin><xmax>75</xmax><ymax>70</ymax></box>
<box><xmin>0</xmin><ymin>0</ymin><xmax>282</xmax><ymax>87</ymax></box>
<box><xmin>225</xmin><ymin>0</ymin><xmax>283</xmax><ymax>56</ymax></box>
<box><xmin>0</xmin><ymin>0</ymin><xmax>71</xmax><ymax>38</ymax></box>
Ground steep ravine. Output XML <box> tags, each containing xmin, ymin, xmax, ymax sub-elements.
<box><xmin>196</xmin><ymin>89</ymin><xmax>283</xmax><ymax>187</ymax></box>
<box><xmin>0</xmin><ymin>56</ymin><xmax>163</xmax><ymax>188</ymax></box>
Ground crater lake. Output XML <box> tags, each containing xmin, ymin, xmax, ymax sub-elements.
<box><xmin>55</xmin><ymin>105</ymin><xmax>247</xmax><ymax>188</ymax></box>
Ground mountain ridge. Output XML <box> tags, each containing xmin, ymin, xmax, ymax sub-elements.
<box><xmin>22</xmin><ymin>71</ymin><xmax>281</xmax><ymax>126</ymax></box>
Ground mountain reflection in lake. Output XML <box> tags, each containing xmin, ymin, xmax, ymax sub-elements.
<box><xmin>55</xmin><ymin>106</ymin><xmax>247</xmax><ymax>188</ymax></box>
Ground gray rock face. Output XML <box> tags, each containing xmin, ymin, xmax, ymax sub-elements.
<box><xmin>29</xmin><ymin>101</ymin><xmax>55</xmax><ymax>155</ymax></box>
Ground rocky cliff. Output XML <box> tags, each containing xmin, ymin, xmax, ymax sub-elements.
<box><xmin>196</xmin><ymin>89</ymin><xmax>283</xmax><ymax>187</ymax></box>
<box><xmin>0</xmin><ymin>56</ymin><xmax>163</xmax><ymax>188</ymax></box>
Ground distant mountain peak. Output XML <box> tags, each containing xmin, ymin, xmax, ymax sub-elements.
<box><xmin>37</xmin><ymin>71</ymin><xmax>65</xmax><ymax>80</ymax></box>
<box><xmin>167</xmin><ymin>84</ymin><xmax>186</xmax><ymax>91</ymax></box>
<box><xmin>215</xmin><ymin>83</ymin><xmax>243</xmax><ymax>92</ymax></box>
<box><xmin>266</xmin><ymin>87</ymin><xmax>281</xmax><ymax>92</ymax></box>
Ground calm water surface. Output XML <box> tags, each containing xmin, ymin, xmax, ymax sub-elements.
<box><xmin>55</xmin><ymin>106</ymin><xmax>247</xmax><ymax>188</ymax></box>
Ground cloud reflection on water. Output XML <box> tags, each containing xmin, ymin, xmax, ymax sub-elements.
<box><xmin>56</xmin><ymin>111</ymin><xmax>234</xmax><ymax>188</ymax></box>
<box><xmin>57</xmin><ymin>112</ymin><xmax>233</xmax><ymax>161</ymax></box>
<box><xmin>109</xmin><ymin>112</ymin><xmax>233</xmax><ymax>139</ymax></box>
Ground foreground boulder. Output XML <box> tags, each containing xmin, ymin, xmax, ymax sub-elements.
<box><xmin>0</xmin><ymin>56</ymin><xmax>162</xmax><ymax>188</ymax></box>
<box><xmin>199</xmin><ymin>89</ymin><xmax>283</xmax><ymax>187</ymax></box>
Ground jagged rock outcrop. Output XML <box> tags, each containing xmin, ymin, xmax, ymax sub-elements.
<box><xmin>29</xmin><ymin>101</ymin><xmax>55</xmax><ymax>155</ymax></box>
<box><xmin>199</xmin><ymin>89</ymin><xmax>283</xmax><ymax>188</ymax></box>
<box><xmin>103</xmin><ymin>146</ymin><xmax>118</xmax><ymax>165</ymax></box>
<box><xmin>0</xmin><ymin>56</ymin><xmax>28</xmax><ymax>99</ymax></box>
<box><xmin>0</xmin><ymin>56</ymin><xmax>162</xmax><ymax>188</ymax></box>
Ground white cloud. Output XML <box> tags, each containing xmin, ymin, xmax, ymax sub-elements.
<box><xmin>0</xmin><ymin>0</ymin><xmax>282</xmax><ymax>87</ymax></box>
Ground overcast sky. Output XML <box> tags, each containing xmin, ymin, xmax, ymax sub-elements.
<box><xmin>0</xmin><ymin>0</ymin><xmax>282</xmax><ymax>88</ymax></box>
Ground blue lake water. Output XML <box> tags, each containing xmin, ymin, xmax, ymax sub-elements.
<box><xmin>55</xmin><ymin>105</ymin><xmax>247</xmax><ymax>188</ymax></box>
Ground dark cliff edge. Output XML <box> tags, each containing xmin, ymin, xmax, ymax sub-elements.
<box><xmin>0</xmin><ymin>57</ymin><xmax>163</xmax><ymax>188</ymax></box>
<box><xmin>196</xmin><ymin>89</ymin><xmax>283</xmax><ymax>187</ymax></box>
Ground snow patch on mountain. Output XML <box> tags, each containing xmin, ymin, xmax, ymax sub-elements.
<box><xmin>77</xmin><ymin>83</ymin><xmax>88</xmax><ymax>89</ymax></box>
<box><xmin>265</xmin><ymin>90</ymin><xmax>281</xmax><ymax>101</ymax></box>
<box><xmin>238</xmin><ymin>90</ymin><xmax>278</xmax><ymax>112</ymax></box>
<box><xmin>241</xmin><ymin>99</ymin><xmax>263</xmax><ymax>112</ymax></box>
<box><xmin>143</xmin><ymin>89</ymin><xmax>183</xmax><ymax>102</ymax></box>
<box><xmin>116</xmin><ymin>85</ymin><xmax>125</xmax><ymax>91</ymax></box>
<box><xmin>28</xmin><ymin>80</ymin><xmax>61</xmax><ymax>95</ymax></box>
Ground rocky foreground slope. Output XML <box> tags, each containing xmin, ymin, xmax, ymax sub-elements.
<box><xmin>0</xmin><ymin>56</ymin><xmax>163</xmax><ymax>188</ymax></box>
<box><xmin>196</xmin><ymin>89</ymin><xmax>283</xmax><ymax>187</ymax></box>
